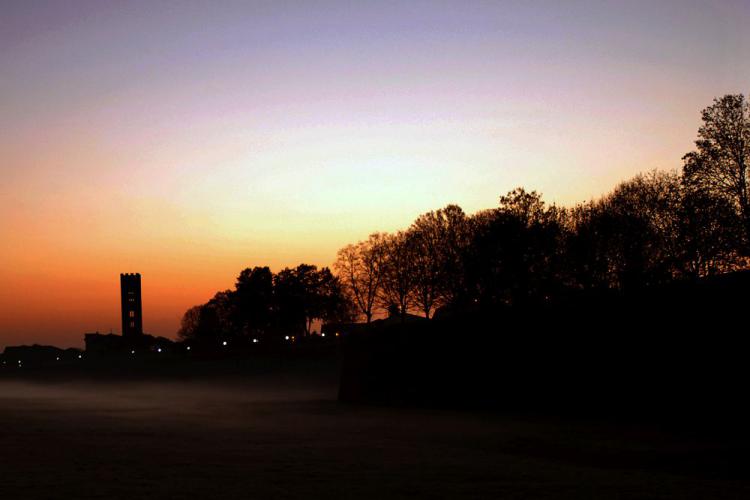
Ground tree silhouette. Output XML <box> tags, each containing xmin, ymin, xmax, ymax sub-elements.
<box><xmin>180</xmin><ymin>94</ymin><xmax>750</xmax><ymax>336</ymax></box>
<box><xmin>677</xmin><ymin>186</ymin><xmax>741</xmax><ymax>277</ymax></box>
<box><xmin>334</xmin><ymin>234</ymin><xmax>386</xmax><ymax>323</ymax></box>
<box><xmin>177</xmin><ymin>305</ymin><xmax>202</xmax><ymax>341</ymax></box>
<box><xmin>235</xmin><ymin>267</ymin><xmax>274</xmax><ymax>340</ymax></box>
<box><xmin>408</xmin><ymin>205</ymin><xmax>472</xmax><ymax>316</ymax></box>
<box><xmin>177</xmin><ymin>265</ymin><xmax>351</xmax><ymax>344</ymax></box>
<box><xmin>378</xmin><ymin>231</ymin><xmax>417</xmax><ymax>319</ymax></box>
<box><xmin>683</xmin><ymin>94</ymin><xmax>750</xmax><ymax>250</ymax></box>
<box><xmin>177</xmin><ymin>293</ymin><xmax>232</xmax><ymax>344</ymax></box>
<box><xmin>467</xmin><ymin>189</ymin><xmax>564</xmax><ymax>306</ymax></box>
<box><xmin>274</xmin><ymin>264</ymin><xmax>349</xmax><ymax>336</ymax></box>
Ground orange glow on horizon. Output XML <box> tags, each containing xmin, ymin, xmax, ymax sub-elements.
<box><xmin>2</xmin><ymin>1</ymin><xmax>749</xmax><ymax>348</ymax></box>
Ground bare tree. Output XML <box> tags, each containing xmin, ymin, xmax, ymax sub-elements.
<box><xmin>333</xmin><ymin>233</ymin><xmax>386</xmax><ymax>323</ymax></box>
<box><xmin>378</xmin><ymin>231</ymin><xmax>417</xmax><ymax>319</ymax></box>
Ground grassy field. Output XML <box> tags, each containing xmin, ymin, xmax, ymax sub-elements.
<box><xmin>1</xmin><ymin>363</ymin><xmax>748</xmax><ymax>499</ymax></box>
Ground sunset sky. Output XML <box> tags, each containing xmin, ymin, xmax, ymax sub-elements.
<box><xmin>2</xmin><ymin>0</ymin><xmax>749</xmax><ymax>347</ymax></box>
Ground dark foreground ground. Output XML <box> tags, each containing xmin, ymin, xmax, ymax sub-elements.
<box><xmin>1</xmin><ymin>360</ymin><xmax>749</xmax><ymax>500</ymax></box>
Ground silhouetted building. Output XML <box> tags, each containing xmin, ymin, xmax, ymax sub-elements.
<box><xmin>84</xmin><ymin>331</ymin><xmax>174</xmax><ymax>355</ymax></box>
<box><xmin>84</xmin><ymin>332</ymin><xmax>126</xmax><ymax>354</ymax></box>
<box><xmin>83</xmin><ymin>273</ymin><xmax>154</xmax><ymax>355</ymax></box>
<box><xmin>121</xmin><ymin>273</ymin><xmax>143</xmax><ymax>340</ymax></box>
<box><xmin>322</xmin><ymin>310</ymin><xmax>428</xmax><ymax>337</ymax></box>
<box><xmin>1</xmin><ymin>344</ymin><xmax>82</xmax><ymax>367</ymax></box>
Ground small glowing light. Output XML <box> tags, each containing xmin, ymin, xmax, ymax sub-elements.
<box><xmin>78</xmin><ymin>354</ymin><xmax>82</xmax><ymax>359</ymax></box>
<box><xmin>131</xmin><ymin>350</ymin><xmax>135</xmax><ymax>354</ymax></box>
<box><xmin>186</xmin><ymin>346</ymin><xmax>191</xmax><ymax>351</ymax></box>
<box><xmin>157</xmin><ymin>348</ymin><xmax>162</xmax><ymax>353</ymax></box>
<box><xmin>285</xmin><ymin>336</ymin><xmax>290</xmax><ymax>340</ymax></box>
<box><xmin>56</xmin><ymin>357</ymin><xmax>60</xmax><ymax>361</ymax></box>
<box><xmin>321</xmin><ymin>333</ymin><xmax>325</xmax><ymax>337</ymax></box>
<box><xmin>252</xmin><ymin>338</ymin><xmax>258</xmax><ymax>343</ymax></box>
<box><xmin>222</xmin><ymin>341</ymin><xmax>227</xmax><ymax>346</ymax></box>
<box><xmin>335</xmin><ymin>333</ymin><xmax>340</xmax><ymax>337</ymax></box>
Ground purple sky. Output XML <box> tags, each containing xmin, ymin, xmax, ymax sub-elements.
<box><xmin>1</xmin><ymin>0</ymin><xmax>749</xmax><ymax>346</ymax></box>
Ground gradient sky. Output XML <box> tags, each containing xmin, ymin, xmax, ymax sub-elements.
<box><xmin>2</xmin><ymin>0</ymin><xmax>749</xmax><ymax>348</ymax></box>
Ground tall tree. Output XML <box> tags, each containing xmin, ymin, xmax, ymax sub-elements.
<box><xmin>468</xmin><ymin>189</ymin><xmax>565</xmax><ymax>305</ymax></box>
<box><xmin>273</xmin><ymin>266</ymin><xmax>308</xmax><ymax>337</ymax></box>
<box><xmin>682</xmin><ymin>94</ymin><xmax>750</xmax><ymax>249</ymax></box>
<box><xmin>276</xmin><ymin>264</ymin><xmax>349</xmax><ymax>336</ymax></box>
<box><xmin>334</xmin><ymin>233</ymin><xmax>386</xmax><ymax>323</ymax></box>
<box><xmin>378</xmin><ymin>231</ymin><xmax>417</xmax><ymax>319</ymax></box>
<box><xmin>408</xmin><ymin>204</ymin><xmax>472</xmax><ymax>316</ymax></box>
<box><xmin>235</xmin><ymin>267</ymin><xmax>274</xmax><ymax>340</ymax></box>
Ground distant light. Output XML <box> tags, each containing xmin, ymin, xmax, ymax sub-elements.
<box><xmin>252</xmin><ymin>338</ymin><xmax>258</xmax><ymax>343</ymax></box>
<box><xmin>157</xmin><ymin>348</ymin><xmax>162</xmax><ymax>353</ymax></box>
<box><xmin>186</xmin><ymin>346</ymin><xmax>191</xmax><ymax>351</ymax></box>
<box><xmin>78</xmin><ymin>354</ymin><xmax>82</xmax><ymax>359</ymax></box>
<box><xmin>17</xmin><ymin>360</ymin><xmax>21</xmax><ymax>364</ymax></box>
<box><xmin>335</xmin><ymin>333</ymin><xmax>340</xmax><ymax>337</ymax></box>
<box><xmin>131</xmin><ymin>350</ymin><xmax>135</xmax><ymax>355</ymax></box>
<box><xmin>56</xmin><ymin>357</ymin><xmax>60</xmax><ymax>361</ymax></box>
<box><xmin>285</xmin><ymin>336</ymin><xmax>290</xmax><ymax>340</ymax></box>
<box><xmin>222</xmin><ymin>341</ymin><xmax>227</xmax><ymax>346</ymax></box>
<box><xmin>321</xmin><ymin>333</ymin><xmax>325</xmax><ymax>337</ymax></box>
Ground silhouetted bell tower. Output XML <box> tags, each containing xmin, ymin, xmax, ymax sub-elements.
<box><xmin>121</xmin><ymin>273</ymin><xmax>143</xmax><ymax>339</ymax></box>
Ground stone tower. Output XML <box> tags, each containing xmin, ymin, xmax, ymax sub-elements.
<box><xmin>120</xmin><ymin>273</ymin><xmax>143</xmax><ymax>339</ymax></box>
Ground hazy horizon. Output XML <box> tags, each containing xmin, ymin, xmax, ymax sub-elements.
<box><xmin>2</xmin><ymin>0</ymin><xmax>749</xmax><ymax>348</ymax></box>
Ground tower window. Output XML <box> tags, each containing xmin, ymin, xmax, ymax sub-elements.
<box><xmin>130</xmin><ymin>322</ymin><xmax>135</xmax><ymax>328</ymax></box>
<box><xmin>129</xmin><ymin>311</ymin><xmax>135</xmax><ymax>318</ymax></box>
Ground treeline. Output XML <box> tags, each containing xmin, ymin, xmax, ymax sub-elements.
<box><xmin>179</xmin><ymin>93</ymin><xmax>750</xmax><ymax>343</ymax></box>
<box><xmin>178</xmin><ymin>265</ymin><xmax>355</xmax><ymax>344</ymax></box>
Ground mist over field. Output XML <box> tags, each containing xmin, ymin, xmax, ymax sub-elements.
<box><xmin>2</xmin><ymin>370</ymin><xmax>748</xmax><ymax>500</ymax></box>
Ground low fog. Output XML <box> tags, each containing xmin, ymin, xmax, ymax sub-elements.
<box><xmin>0</xmin><ymin>377</ymin><xmax>336</xmax><ymax>424</ymax></box>
<box><xmin>1</xmin><ymin>375</ymin><xmax>747</xmax><ymax>499</ymax></box>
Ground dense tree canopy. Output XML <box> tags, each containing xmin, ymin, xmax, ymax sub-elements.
<box><xmin>178</xmin><ymin>265</ymin><xmax>352</xmax><ymax>344</ymax></box>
